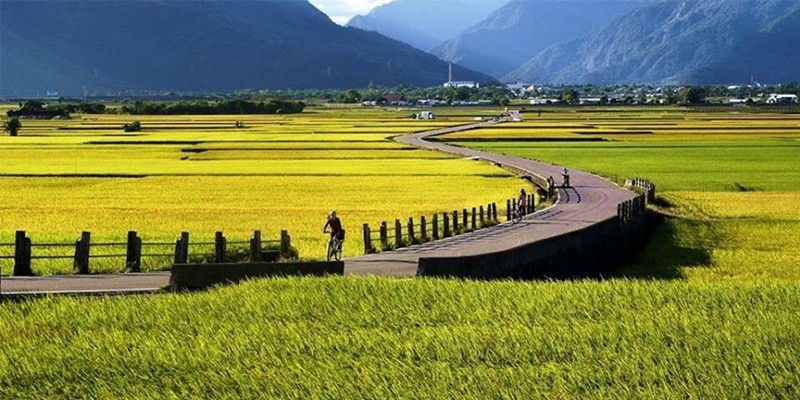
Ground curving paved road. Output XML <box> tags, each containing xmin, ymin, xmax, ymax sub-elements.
<box><xmin>344</xmin><ymin>121</ymin><xmax>635</xmax><ymax>276</ymax></box>
<box><xmin>1</xmin><ymin>121</ymin><xmax>635</xmax><ymax>294</ymax></box>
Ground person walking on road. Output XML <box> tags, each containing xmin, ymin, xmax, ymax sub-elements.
<box><xmin>517</xmin><ymin>188</ymin><xmax>527</xmax><ymax>215</ymax></box>
<box><xmin>562</xmin><ymin>167</ymin><xmax>570</xmax><ymax>188</ymax></box>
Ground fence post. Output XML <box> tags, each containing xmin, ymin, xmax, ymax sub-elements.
<box><xmin>479</xmin><ymin>205</ymin><xmax>485</xmax><ymax>226</ymax></box>
<box><xmin>363</xmin><ymin>223</ymin><xmax>372</xmax><ymax>254</ymax></box>
<box><xmin>461</xmin><ymin>209</ymin><xmax>467</xmax><ymax>230</ymax></box>
<box><xmin>214</xmin><ymin>231</ymin><xmax>226</xmax><ymax>263</ymax></box>
<box><xmin>432</xmin><ymin>214</ymin><xmax>439</xmax><ymax>240</ymax></box>
<box><xmin>380</xmin><ymin>221</ymin><xmax>388</xmax><ymax>250</ymax></box>
<box><xmin>506</xmin><ymin>199</ymin><xmax>512</xmax><ymax>221</ymax></box>
<box><xmin>280</xmin><ymin>230</ymin><xmax>291</xmax><ymax>259</ymax></box>
<box><xmin>443</xmin><ymin>212</ymin><xmax>450</xmax><ymax>237</ymax></box>
<box><xmin>529</xmin><ymin>194</ymin><xmax>534</xmax><ymax>214</ymax></box>
<box><xmin>13</xmin><ymin>230</ymin><xmax>32</xmax><ymax>276</ymax></box>
<box><xmin>173</xmin><ymin>231</ymin><xmax>189</xmax><ymax>264</ymax></box>
<box><xmin>452</xmin><ymin>210</ymin><xmax>459</xmax><ymax>234</ymax></box>
<box><xmin>492</xmin><ymin>203</ymin><xmax>498</xmax><ymax>221</ymax></box>
<box><xmin>471</xmin><ymin>207</ymin><xmax>477</xmax><ymax>231</ymax></box>
<box><xmin>249</xmin><ymin>230</ymin><xmax>261</xmax><ymax>262</ymax></box>
<box><xmin>74</xmin><ymin>231</ymin><xmax>90</xmax><ymax>274</ymax></box>
<box><xmin>407</xmin><ymin>217</ymin><xmax>415</xmax><ymax>243</ymax></box>
<box><xmin>420</xmin><ymin>216</ymin><xmax>427</xmax><ymax>241</ymax></box>
<box><xmin>127</xmin><ymin>231</ymin><xmax>142</xmax><ymax>272</ymax></box>
<box><xmin>395</xmin><ymin>219</ymin><xmax>402</xmax><ymax>248</ymax></box>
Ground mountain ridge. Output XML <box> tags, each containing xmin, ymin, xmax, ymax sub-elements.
<box><xmin>508</xmin><ymin>0</ymin><xmax>800</xmax><ymax>84</ymax></box>
<box><xmin>431</xmin><ymin>0</ymin><xmax>642</xmax><ymax>78</ymax></box>
<box><xmin>0</xmin><ymin>0</ymin><xmax>493</xmax><ymax>96</ymax></box>
<box><xmin>346</xmin><ymin>0</ymin><xmax>508</xmax><ymax>51</ymax></box>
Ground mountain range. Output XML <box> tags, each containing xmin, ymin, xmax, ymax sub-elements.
<box><xmin>431</xmin><ymin>0</ymin><xmax>642</xmax><ymax>78</ymax></box>
<box><xmin>348</xmin><ymin>0</ymin><xmax>800</xmax><ymax>85</ymax></box>
<box><xmin>0</xmin><ymin>0</ymin><xmax>492</xmax><ymax>96</ymax></box>
<box><xmin>346</xmin><ymin>0</ymin><xmax>509</xmax><ymax>51</ymax></box>
<box><xmin>509</xmin><ymin>0</ymin><xmax>800</xmax><ymax>84</ymax></box>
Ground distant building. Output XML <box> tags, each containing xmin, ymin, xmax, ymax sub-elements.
<box><xmin>414</xmin><ymin>111</ymin><xmax>436</xmax><ymax>120</ymax></box>
<box><xmin>443</xmin><ymin>62</ymin><xmax>480</xmax><ymax>89</ymax></box>
<box><xmin>443</xmin><ymin>81</ymin><xmax>479</xmax><ymax>89</ymax></box>
<box><xmin>508</xmin><ymin>110</ymin><xmax>523</xmax><ymax>122</ymax></box>
<box><xmin>530</xmin><ymin>98</ymin><xmax>561</xmax><ymax>105</ymax></box>
<box><xmin>579</xmin><ymin>97</ymin><xmax>602</xmax><ymax>105</ymax></box>
<box><xmin>380</xmin><ymin>93</ymin><xmax>408</xmax><ymax>106</ymax></box>
<box><xmin>766</xmin><ymin>94</ymin><xmax>798</xmax><ymax>104</ymax></box>
<box><xmin>417</xmin><ymin>99</ymin><xmax>446</xmax><ymax>106</ymax></box>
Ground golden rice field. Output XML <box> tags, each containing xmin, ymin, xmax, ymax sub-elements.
<box><xmin>0</xmin><ymin>107</ymin><xmax>524</xmax><ymax>274</ymax></box>
<box><xmin>3</xmin><ymin>106</ymin><xmax>800</xmax><ymax>398</ymax></box>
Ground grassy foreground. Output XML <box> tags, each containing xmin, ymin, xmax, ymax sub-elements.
<box><xmin>2</xmin><ymin>277</ymin><xmax>799</xmax><ymax>399</ymax></box>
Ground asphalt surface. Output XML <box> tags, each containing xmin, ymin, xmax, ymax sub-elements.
<box><xmin>344</xmin><ymin>121</ymin><xmax>635</xmax><ymax>276</ymax></box>
<box><xmin>0</xmin><ymin>121</ymin><xmax>634</xmax><ymax>295</ymax></box>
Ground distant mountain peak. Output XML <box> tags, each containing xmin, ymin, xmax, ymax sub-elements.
<box><xmin>346</xmin><ymin>0</ymin><xmax>509</xmax><ymax>51</ymax></box>
<box><xmin>0</xmin><ymin>0</ymin><xmax>494</xmax><ymax>96</ymax></box>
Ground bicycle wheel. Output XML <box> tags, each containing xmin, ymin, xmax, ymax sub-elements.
<box><xmin>327</xmin><ymin>241</ymin><xmax>334</xmax><ymax>261</ymax></box>
<box><xmin>334</xmin><ymin>243</ymin><xmax>342</xmax><ymax>261</ymax></box>
<box><xmin>512</xmin><ymin>211</ymin><xmax>522</xmax><ymax>224</ymax></box>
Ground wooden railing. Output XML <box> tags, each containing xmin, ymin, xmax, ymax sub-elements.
<box><xmin>0</xmin><ymin>230</ymin><xmax>292</xmax><ymax>276</ymax></box>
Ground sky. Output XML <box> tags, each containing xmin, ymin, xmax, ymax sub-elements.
<box><xmin>308</xmin><ymin>0</ymin><xmax>392</xmax><ymax>25</ymax></box>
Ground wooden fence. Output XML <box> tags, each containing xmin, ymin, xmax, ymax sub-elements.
<box><xmin>361</xmin><ymin>192</ymin><xmax>546</xmax><ymax>254</ymax></box>
<box><xmin>625</xmin><ymin>177</ymin><xmax>656</xmax><ymax>204</ymax></box>
<box><xmin>0</xmin><ymin>230</ymin><xmax>292</xmax><ymax>276</ymax></box>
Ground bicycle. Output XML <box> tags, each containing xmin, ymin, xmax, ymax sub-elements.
<box><xmin>327</xmin><ymin>234</ymin><xmax>343</xmax><ymax>261</ymax></box>
<box><xmin>511</xmin><ymin>206</ymin><xmax>524</xmax><ymax>224</ymax></box>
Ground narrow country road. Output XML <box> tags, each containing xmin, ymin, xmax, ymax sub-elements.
<box><xmin>344</xmin><ymin>121</ymin><xmax>634</xmax><ymax>276</ymax></box>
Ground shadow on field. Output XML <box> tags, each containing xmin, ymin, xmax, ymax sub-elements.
<box><xmin>614</xmin><ymin>214</ymin><xmax>714</xmax><ymax>280</ymax></box>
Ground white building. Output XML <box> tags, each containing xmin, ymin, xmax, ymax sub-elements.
<box><xmin>766</xmin><ymin>94</ymin><xmax>798</xmax><ymax>104</ymax></box>
<box><xmin>414</xmin><ymin>111</ymin><xmax>436</xmax><ymax>120</ymax></box>
<box><xmin>530</xmin><ymin>98</ymin><xmax>562</xmax><ymax>105</ymax></box>
<box><xmin>443</xmin><ymin>81</ymin><xmax>480</xmax><ymax>89</ymax></box>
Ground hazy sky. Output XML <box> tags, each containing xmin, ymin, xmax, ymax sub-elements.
<box><xmin>309</xmin><ymin>0</ymin><xmax>392</xmax><ymax>25</ymax></box>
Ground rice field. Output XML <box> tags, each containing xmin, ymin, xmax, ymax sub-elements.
<box><xmin>0</xmin><ymin>107</ymin><xmax>522</xmax><ymax>274</ymax></box>
<box><xmin>445</xmin><ymin>109</ymin><xmax>800</xmax><ymax>283</ymax></box>
<box><xmin>2</xmin><ymin>106</ymin><xmax>799</xmax><ymax>398</ymax></box>
<box><xmin>1</xmin><ymin>278</ymin><xmax>798</xmax><ymax>399</ymax></box>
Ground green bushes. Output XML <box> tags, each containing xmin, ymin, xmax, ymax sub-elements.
<box><xmin>119</xmin><ymin>99</ymin><xmax>305</xmax><ymax>115</ymax></box>
<box><xmin>122</xmin><ymin>121</ymin><xmax>141</xmax><ymax>132</ymax></box>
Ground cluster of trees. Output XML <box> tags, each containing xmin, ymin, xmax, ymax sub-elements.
<box><xmin>118</xmin><ymin>99</ymin><xmax>305</xmax><ymax>115</ymax></box>
<box><xmin>6</xmin><ymin>100</ymin><xmax>69</xmax><ymax>118</ymax></box>
<box><xmin>237</xmin><ymin>84</ymin><xmax>513</xmax><ymax>105</ymax></box>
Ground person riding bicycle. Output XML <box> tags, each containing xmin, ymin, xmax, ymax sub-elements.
<box><xmin>517</xmin><ymin>188</ymin><xmax>527</xmax><ymax>215</ymax></box>
<box><xmin>562</xmin><ymin>167</ymin><xmax>570</xmax><ymax>188</ymax></box>
<box><xmin>323</xmin><ymin>210</ymin><xmax>344</xmax><ymax>242</ymax></box>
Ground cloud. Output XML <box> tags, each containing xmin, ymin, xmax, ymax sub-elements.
<box><xmin>308</xmin><ymin>0</ymin><xmax>393</xmax><ymax>25</ymax></box>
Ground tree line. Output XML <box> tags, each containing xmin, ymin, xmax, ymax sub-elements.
<box><xmin>118</xmin><ymin>99</ymin><xmax>305</xmax><ymax>115</ymax></box>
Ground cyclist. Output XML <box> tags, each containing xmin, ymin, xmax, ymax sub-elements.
<box><xmin>323</xmin><ymin>210</ymin><xmax>344</xmax><ymax>242</ymax></box>
<box><xmin>517</xmin><ymin>188</ymin><xmax>527</xmax><ymax>215</ymax></box>
<box><xmin>562</xmin><ymin>167</ymin><xmax>570</xmax><ymax>188</ymax></box>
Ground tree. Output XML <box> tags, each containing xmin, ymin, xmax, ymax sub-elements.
<box><xmin>677</xmin><ymin>87</ymin><xmax>708</xmax><ymax>104</ymax></box>
<box><xmin>559</xmin><ymin>88</ymin><xmax>579</xmax><ymax>104</ymax></box>
<box><xmin>339</xmin><ymin>89</ymin><xmax>362</xmax><ymax>104</ymax></box>
<box><xmin>122</xmin><ymin>121</ymin><xmax>141</xmax><ymax>132</ymax></box>
<box><xmin>3</xmin><ymin>117</ymin><xmax>21</xmax><ymax>136</ymax></box>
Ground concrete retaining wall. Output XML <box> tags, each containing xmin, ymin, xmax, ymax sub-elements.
<box><xmin>170</xmin><ymin>261</ymin><xmax>344</xmax><ymax>290</ymax></box>
<box><xmin>417</xmin><ymin>213</ymin><xmax>651</xmax><ymax>279</ymax></box>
